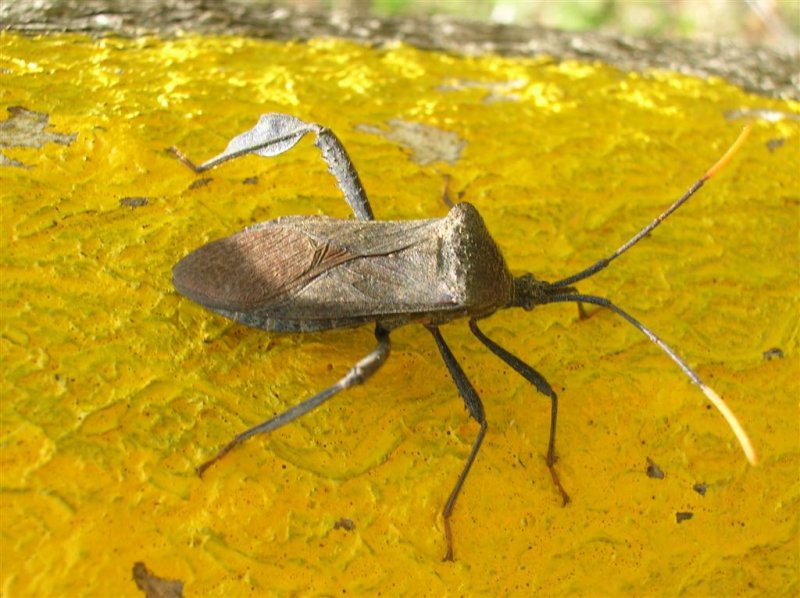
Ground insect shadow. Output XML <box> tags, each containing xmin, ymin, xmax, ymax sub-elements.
<box><xmin>169</xmin><ymin>114</ymin><xmax>755</xmax><ymax>561</ymax></box>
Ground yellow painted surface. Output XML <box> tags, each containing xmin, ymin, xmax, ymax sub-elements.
<box><xmin>1</xmin><ymin>33</ymin><xmax>798</xmax><ymax>596</ymax></box>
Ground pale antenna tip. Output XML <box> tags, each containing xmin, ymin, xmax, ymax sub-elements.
<box><xmin>701</xmin><ymin>384</ymin><xmax>757</xmax><ymax>466</ymax></box>
<box><xmin>705</xmin><ymin>124</ymin><xmax>753</xmax><ymax>180</ymax></box>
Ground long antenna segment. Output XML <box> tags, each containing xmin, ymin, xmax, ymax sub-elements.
<box><xmin>553</xmin><ymin>125</ymin><xmax>753</xmax><ymax>289</ymax></box>
<box><xmin>551</xmin><ymin>125</ymin><xmax>757</xmax><ymax>466</ymax></box>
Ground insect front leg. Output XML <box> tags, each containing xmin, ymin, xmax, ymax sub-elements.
<box><xmin>196</xmin><ymin>325</ymin><xmax>391</xmax><ymax>477</ymax></box>
<box><xmin>427</xmin><ymin>325</ymin><xmax>488</xmax><ymax>562</ymax></box>
<box><xmin>469</xmin><ymin>319</ymin><xmax>570</xmax><ymax>506</ymax></box>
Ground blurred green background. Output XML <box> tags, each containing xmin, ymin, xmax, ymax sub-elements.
<box><xmin>285</xmin><ymin>0</ymin><xmax>798</xmax><ymax>52</ymax></box>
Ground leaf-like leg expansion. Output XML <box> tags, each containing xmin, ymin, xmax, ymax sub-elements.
<box><xmin>427</xmin><ymin>326</ymin><xmax>487</xmax><ymax>562</ymax></box>
<box><xmin>196</xmin><ymin>325</ymin><xmax>391</xmax><ymax>476</ymax></box>
<box><xmin>469</xmin><ymin>319</ymin><xmax>570</xmax><ymax>506</ymax></box>
<box><xmin>169</xmin><ymin>113</ymin><xmax>374</xmax><ymax>221</ymax></box>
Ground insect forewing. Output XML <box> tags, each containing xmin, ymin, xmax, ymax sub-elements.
<box><xmin>174</xmin><ymin>216</ymin><xmax>437</xmax><ymax>316</ymax></box>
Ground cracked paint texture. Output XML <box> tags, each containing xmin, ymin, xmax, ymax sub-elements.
<box><xmin>1</xmin><ymin>32</ymin><xmax>798</xmax><ymax>596</ymax></box>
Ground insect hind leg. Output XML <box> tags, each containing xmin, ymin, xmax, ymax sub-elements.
<box><xmin>313</xmin><ymin>125</ymin><xmax>374</xmax><ymax>221</ymax></box>
<box><xmin>196</xmin><ymin>325</ymin><xmax>391</xmax><ymax>477</ymax></box>
<box><xmin>168</xmin><ymin>113</ymin><xmax>375</xmax><ymax>221</ymax></box>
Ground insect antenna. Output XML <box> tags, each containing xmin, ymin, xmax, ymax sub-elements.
<box><xmin>542</xmin><ymin>293</ymin><xmax>757</xmax><ymax>465</ymax></box>
<box><xmin>541</xmin><ymin>125</ymin><xmax>756</xmax><ymax>466</ymax></box>
<box><xmin>551</xmin><ymin>124</ymin><xmax>752</xmax><ymax>289</ymax></box>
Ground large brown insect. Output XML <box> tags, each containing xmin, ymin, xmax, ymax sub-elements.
<box><xmin>170</xmin><ymin>114</ymin><xmax>755</xmax><ymax>560</ymax></box>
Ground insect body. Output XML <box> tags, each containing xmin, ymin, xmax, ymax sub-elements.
<box><xmin>170</xmin><ymin>114</ymin><xmax>755</xmax><ymax>561</ymax></box>
<box><xmin>173</xmin><ymin>201</ymin><xmax>513</xmax><ymax>332</ymax></box>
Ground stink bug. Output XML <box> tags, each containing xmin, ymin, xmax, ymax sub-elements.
<box><xmin>169</xmin><ymin>114</ymin><xmax>755</xmax><ymax>560</ymax></box>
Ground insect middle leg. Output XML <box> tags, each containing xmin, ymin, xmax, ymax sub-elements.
<box><xmin>469</xmin><ymin>319</ymin><xmax>570</xmax><ymax>506</ymax></box>
<box><xmin>196</xmin><ymin>325</ymin><xmax>391</xmax><ymax>477</ymax></box>
<box><xmin>427</xmin><ymin>325</ymin><xmax>488</xmax><ymax>562</ymax></box>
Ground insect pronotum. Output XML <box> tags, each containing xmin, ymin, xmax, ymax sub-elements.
<box><xmin>169</xmin><ymin>114</ymin><xmax>755</xmax><ymax>560</ymax></box>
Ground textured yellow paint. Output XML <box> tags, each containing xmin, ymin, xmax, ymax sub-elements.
<box><xmin>1</xmin><ymin>32</ymin><xmax>798</xmax><ymax>596</ymax></box>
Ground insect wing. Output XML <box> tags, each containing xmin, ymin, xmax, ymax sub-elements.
<box><xmin>173</xmin><ymin>216</ymin><xmax>446</xmax><ymax>318</ymax></box>
<box><xmin>173</xmin><ymin>218</ymin><xmax>352</xmax><ymax>312</ymax></box>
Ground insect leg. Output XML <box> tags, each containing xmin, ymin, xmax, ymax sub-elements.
<box><xmin>196</xmin><ymin>325</ymin><xmax>391</xmax><ymax>477</ymax></box>
<box><xmin>313</xmin><ymin>126</ymin><xmax>374</xmax><ymax>221</ymax></box>
<box><xmin>440</xmin><ymin>174</ymin><xmax>455</xmax><ymax>209</ymax></box>
<box><xmin>427</xmin><ymin>325</ymin><xmax>487</xmax><ymax>562</ymax></box>
<box><xmin>469</xmin><ymin>319</ymin><xmax>570</xmax><ymax>506</ymax></box>
<box><xmin>169</xmin><ymin>113</ymin><xmax>375</xmax><ymax>221</ymax></box>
